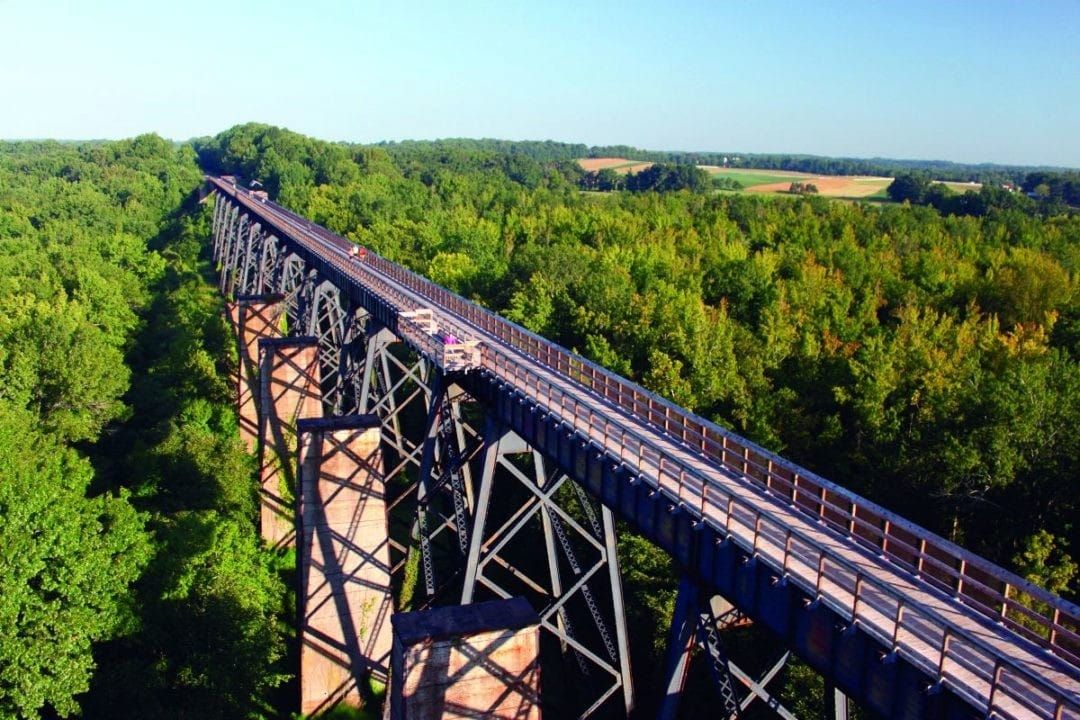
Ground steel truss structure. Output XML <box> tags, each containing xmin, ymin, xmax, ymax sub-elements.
<box><xmin>211</xmin><ymin>193</ymin><xmax>636</xmax><ymax>718</ymax></box>
<box><xmin>209</xmin><ymin>180</ymin><xmax>1080</xmax><ymax>720</ymax></box>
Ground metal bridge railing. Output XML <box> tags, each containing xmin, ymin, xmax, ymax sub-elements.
<box><xmin>478</xmin><ymin>347</ymin><xmax>1073</xmax><ymax>720</ymax></box>
<box><xmin>354</xmin><ymin>241</ymin><xmax>1080</xmax><ymax>673</ymax></box>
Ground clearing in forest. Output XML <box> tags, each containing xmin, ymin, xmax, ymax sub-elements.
<box><xmin>933</xmin><ymin>180</ymin><xmax>984</xmax><ymax>193</ymax></box>
<box><xmin>706</xmin><ymin>167</ymin><xmax>892</xmax><ymax>198</ymax></box>
<box><xmin>578</xmin><ymin>157</ymin><xmax>655</xmax><ymax>174</ymax></box>
<box><xmin>578</xmin><ymin>160</ymin><xmax>893</xmax><ymax>198</ymax></box>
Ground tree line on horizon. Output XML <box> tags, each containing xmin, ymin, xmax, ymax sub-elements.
<box><xmin>369</xmin><ymin>136</ymin><xmax>1078</xmax><ymax>185</ymax></box>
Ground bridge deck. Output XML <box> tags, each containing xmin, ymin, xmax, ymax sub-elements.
<box><xmin>212</xmin><ymin>178</ymin><xmax>1080</xmax><ymax>719</ymax></box>
<box><xmin>485</xmin><ymin>336</ymin><xmax>1077</xmax><ymax>720</ymax></box>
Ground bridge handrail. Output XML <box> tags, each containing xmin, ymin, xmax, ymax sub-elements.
<box><xmin>477</xmin><ymin>345</ymin><xmax>1075</xmax><ymax>718</ymax></box>
<box><xmin>339</xmin><ymin>223</ymin><xmax>1080</xmax><ymax>666</ymax></box>
<box><xmin>210</xmin><ymin>180</ymin><xmax>1079</xmax><ymax>716</ymax></box>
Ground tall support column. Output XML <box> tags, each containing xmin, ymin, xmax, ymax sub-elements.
<box><xmin>602</xmin><ymin>506</ymin><xmax>634</xmax><ymax>713</ymax></box>
<box><xmin>278</xmin><ymin>253</ymin><xmax>308</xmax><ymax>330</ymax></box>
<box><xmin>335</xmin><ymin>305</ymin><xmax>371</xmax><ymax>417</ymax></box>
<box><xmin>259</xmin><ymin>336</ymin><xmax>322</xmax><ymax>548</ymax></box>
<box><xmin>297</xmin><ymin>415</ymin><xmax>393</xmax><ymax>716</ymax></box>
<box><xmin>217</xmin><ymin>203</ymin><xmax>235</xmax><ymax>289</ymax></box>
<box><xmin>658</xmin><ymin>577</ymin><xmax>797</xmax><ymax>720</ymax></box>
<box><xmin>410</xmin><ymin>371</ymin><xmax>480</xmax><ymax>604</ymax></box>
<box><xmin>460</xmin><ymin>422</ymin><xmax>633</xmax><ymax>719</ymax></box>
<box><xmin>211</xmin><ymin>194</ymin><xmax>224</xmax><ymax>256</ymax></box>
<box><xmin>658</xmin><ymin>576</ymin><xmax>703</xmax><ymax>720</ymax></box>
<box><xmin>226</xmin><ymin>213</ymin><xmax>251</xmax><ymax>297</ymax></box>
<box><xmin>307</xmin><ymin>280</ymin><xmax>348</xmax><ymax>414</ymax></box>
<box><xmin>231</xmin><ymin>294</ymin><xmax>285</xmax><ymax>452</ymax></box>
<box><xmin>213</xmin><ymin>196</ymin><xmax>233</xmax><ymax>265</ymax></box>
<box><xmin>824</xmin><ymin>684</ymin><xmax>849</xmax><ymax>720</ymax></box>
<box><xmin>222</xmin><ymin>210</ymin><xmax>247</xmax><ymax>295</ymax></box>
<box><xmin>256</xmin><ymin>235</ymin><xmax>281</xmax><ymax>297</ymax></box>
<box><xmin>237</xmin><ymin>221</ymin><xmax>262</xmax><ymax>296</ymax></box>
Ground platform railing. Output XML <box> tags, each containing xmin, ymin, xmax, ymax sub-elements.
<box><xmin>351</xmin><ymin>234</ymin><xmax>1080</xmax><ymax>672</ymax></box>
<box><xmin>478</xmin><ymin>346</ymin><xmax>1072</xmax><ymax>720</ymax></box>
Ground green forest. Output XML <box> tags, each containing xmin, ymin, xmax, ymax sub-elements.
<box><xmin>1</xmin><ymin>125</ymin><xmax>1077</xmax><ymax>718</ymax></box>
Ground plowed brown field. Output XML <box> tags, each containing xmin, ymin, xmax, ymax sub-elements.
<box><xmin>746</xmin><ymin>175</ymin><xmax>891</xmax><ymax>198</ymax></box>
<box><xmin>578</xmin><ymin>158</ymin><xmax>654</xmax><ymax>174</ymax></box>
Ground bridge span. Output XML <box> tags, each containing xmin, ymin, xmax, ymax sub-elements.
<box><xmin>207</xmin><ymin>176</ymin><xmax>1079</xmax><ymax>719</ymax></box>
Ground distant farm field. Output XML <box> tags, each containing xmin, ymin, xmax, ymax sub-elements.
<box><xmin>933</xmin><ymin>180</ymin><xmax>983</xmax><ymax>194</ymax></box>
<box><xmin>578</xmin><ymin>157</ymin><xmax>654</xmax><ymax>174</ymax></box>
<box><xmin>577</xmin><ymin>159</ymin><xmax>893</xmax><ymax>199</ymax></box>
<box><xmin>707</xmin><ymin>167</ymin><xmax>893</xmax><ymax>198</ymax></box>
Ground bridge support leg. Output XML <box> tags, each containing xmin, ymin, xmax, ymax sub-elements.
<box><xmin>824</xmin><ymin>683</ymin><xmax>849</xmax><ymax>720</ymax></box>
<box><xmin>258</xmin><ymin>337</ymin><xmax>322</xmax><ymax>548</ymax></box>
<box><xmin>229</xmin><ymin>294</ymin><xmax>285</xmax><ymax>452</ymax></box>
<box><xmin>297</xmin><ymin>415</ymin><xmax>394</xmax><ymax>716</ymax></box>
<box><xmin>460</xmin><ymin>423</ymin><xmax>634</xmax><ymax>718</ymax></box>
<box><xmin>658</xmin><ymin>576</ymin><xmax>702</xmax><ymax>720</ymax></box>
<box><xmin>659</xmin><ymin>577</ymin><xmax>798</xmax><ymax>720</ymax></box>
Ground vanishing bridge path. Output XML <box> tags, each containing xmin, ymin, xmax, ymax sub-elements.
<box><xmin>208</xmin><ymin>176</ymin><xmax>1079</xmax><ymax>720</ymax></box>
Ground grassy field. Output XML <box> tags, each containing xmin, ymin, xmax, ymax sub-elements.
<box><xmin>933</xmin><ymin>180</ymin><xmax>983</xmax><ymax>194</ymax></box>
<box><xmin>578</xmin><ymin>157</ymin><xmax>654</xmax><ymax>174</ymax></box>
<box><xmin>577</xmin><ymin>159</ymin><xmax>894</xmax><ymax>199</ymax></box>
<box><xmin>705</xmin><ymin>168</ymin><xmax>818</xmax><ymax>189</ymax></box>
<box><xmin>708</xmin><ymin>167</ymin><xmax>893</xmax><ymax>198</ymax></box>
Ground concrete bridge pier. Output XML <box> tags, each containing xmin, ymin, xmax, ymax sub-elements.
<box><xmin>228</xmin><ymin>294</ymin><xmax>285</xmax><ymax>451</ymax></box>
<box><xmin>389</xmin><ymin>598</ymin><xmax>541</xmax><ymax>719</ymax></box>
<box><xmin>297</xmin><ymin>415</ymin><xmax>395</xmax><ymax>716</ymax></box>
<box><xmin>259</xmin><ymin>336</ymin><xmax>322</xmax><ymax>548</ymax></box>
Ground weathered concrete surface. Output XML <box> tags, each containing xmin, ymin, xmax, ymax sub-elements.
<box><xmin>259</xmin><ymin>337</ymin><xmax>321</xmax><ymax>548</ymax></box>
<box><xmin>390</xmin><ymin>598</ymin><xmax>541</xmax><ymax>720</ymax></box>
<box><xmin>297</xmin><ymin>415</ymin><xmax>393</xmax><ymax>716</ymax></box>
<box><xmin>232</xmin><ymin>295</ymin><xmax>284</xmax><ymax>452</ymax></box>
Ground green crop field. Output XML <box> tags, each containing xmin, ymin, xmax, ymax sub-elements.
<box><xmin>707</xmin><ymin>168</ymin><xmax>811</xmax><ymax>189</ymax></box>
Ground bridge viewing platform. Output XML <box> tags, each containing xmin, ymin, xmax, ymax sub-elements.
<box><xmin>208</xmin><ymin>175</ymin><xmax>1080</xmax><ymax>719</ymax></box>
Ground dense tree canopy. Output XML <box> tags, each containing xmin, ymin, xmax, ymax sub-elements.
<box><xmin>0</xmin><ymin>136</ymin><xmax>289</xmax><ymax>719</ymax></box>
<box><xmin>0</xmin><ymin>136</ymin><xmax>201</xmax><ymax>717</ymax></box>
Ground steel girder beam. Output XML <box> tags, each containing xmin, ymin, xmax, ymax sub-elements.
<box><xmin>256</xmin><ymin>235</ymin><xmax>282</xmax><ymax>296</ymax></box>
<box><xmin>237</xmin><ymin>220</ymin><xmax>262</xmax><ymax>295</ymax></box>
<box><xmin>461</xmin><ymin>421</ymin><xmax>634</xmax><ymax>719</ymax></box>
<box><xmin>353</xmin><ymin>326</ymin><xmax>482</xmax><ymax>603</ymax></box>
<box><xmin>658</xmin><ymin>575</ymin><xmax>797</xmax><ymax>720</ymax></box>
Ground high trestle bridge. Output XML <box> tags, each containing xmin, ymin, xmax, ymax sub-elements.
<box><xmin>207</xmin><ymin>176</ymin><xmax>1080</xmax><ymax>719</ymax></box>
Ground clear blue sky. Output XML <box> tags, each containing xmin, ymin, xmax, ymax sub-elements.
<box><xmin>2</xmin><ymin>0</ymin><xmax>1078</xmax><ymax>167</ymax></box>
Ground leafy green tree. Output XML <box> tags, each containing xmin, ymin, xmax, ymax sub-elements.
<box><xmin>886</xmin><ymin>173</ymin><xmax>928</xmax><ymax>203</ymax></box>
<box><xmin>0</xmin><ymin>405</ymin><xmax>148</xmax><ymax>719</ymax></box>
